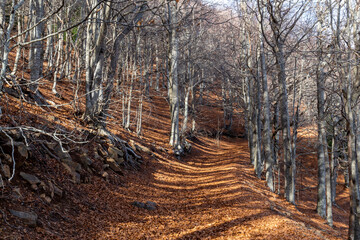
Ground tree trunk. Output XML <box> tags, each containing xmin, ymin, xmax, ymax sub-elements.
<box><xmin>331</xmin><ymin>117</ymin><xmax>339</xmax><ymax>203</ymax></box>
<box><xmin>316</xmin><ymin>48</ymin><xmax>327</xmax><ymax>220</ymax></box>
<box><xmin>254</xmin><ymin>75</ymin><xmax>262</xmax><ymax>178</ymax></box>
<box><xmin>167</xmin><ymin>0</ymin><xmax>182</xmax><ymax>154</ymax></box>
<box><xmin>324</xmin><ymin>124</ymin><xmax>333</xmax><ymax>227</ymax></box>
<box><xmin>52</xmin><ymin>30</ymin><xmax>63</xmax><ymax>95</ymax></box>
<box><xmin>84</xmin><ymin>0</ymin><xmax>111</xmax><ymax>124</ymax></box>
<box><xmin>347</xmin><ymin>99</ymin><xmax>360</xmax><ymax>239</ymax></box>
<box><xmin>155</xmin><ymin>39</ymin><xmax>160</xmax><ymax>91</ymax></box>
<box><xmin>0</xmin><ymin>0</ymin><xmax>25</xmax><ymax>86</ymax></box>
<box><xmin>274</xmin><ymin>101</ymin><xmax>281</xmax><ymax>194</ymax></box>
<box><xmin>244</xmin><ymin>76</ymin><xmax>254</xmax><ymax>165</ymax></box>
<box><xmin>125</xmin><ymin>56</ymin><xmax>135</xmax><ymax>130</ymax></box>
<box><xmin>181</xmin><ymin>86</ymin><xmax>190</xmax><ymax>136</ymax></box>
<box><xmin>0</xmin><ymin>0</ymin><xmax>5</xmax><ymax>65</ymax></box>
<box><xmin>30</xmin><ymin>0</ymin><xmax>44</xmax><ymax>92</ymax></box>
<box><xmin>260</xmin><ymin>29</ymin><xmax>273</xmax><ymax>190</ymax></box>
<box><xmin>255</xmin><ymin>62</ymin><xmax>262</xmax><ymax>178</ymax></box>
<box><xmin>275</xmin><ymin>41</ymin><xmax>294</xmax><ymax>204</ymax></box>
<box><xmin>136</xmin><ymin>94</ymin><xmax>143</xmax><ymax>136</ymax></box>
<box><xmin>12</xmin><ymin>13</ymin><xmax>24</xmax><ymax>75</ymax></box>
<box><xmin>316</xmin><ymin>61</ymin><xmax>332</xmax><ymax>225</ymax></box>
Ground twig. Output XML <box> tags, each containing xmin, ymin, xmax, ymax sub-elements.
<box><xmin>18</xmin><ymin>127</ymin><xmax>28</xmax><ymax>147</ymax></box>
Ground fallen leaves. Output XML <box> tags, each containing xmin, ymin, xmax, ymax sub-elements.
<box><xmin>0</xmin><ymin>83</ymin><xmax>348</xmax><ymax>239</ymax></box>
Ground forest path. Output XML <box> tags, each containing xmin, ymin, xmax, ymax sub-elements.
<box><xmin>88</xmin><ymin>135</ymin><xmax>343</xmax><ymax>239</ymax></box>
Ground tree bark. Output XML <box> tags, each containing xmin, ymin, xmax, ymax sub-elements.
<box><xmin>167</xmin><ymin>0</ymin><xmax>182</xmax><ymax>154</ymax></box>
<box><xmin>0</xmin><ymin>0</ymin><xmax>25</xmax><ymax>86</ymax></box>
<box><xmin>275</xmin><ymin>41</ymin><xmax>294</xmax><ymax>203</ymax></box>
<box><xmin>260</xmin><ymin>26</ymin><xmax>274</xmax><ymax>191</ymax></box>
<box><xmin>84</xmin><ymin>0</ymin><xmax>111</xmax><ymax>124</ymax></box>
<box><xmin>30</xmin><ymin>0</ymin><xmax>44</xmax><ymax>92</ymax></box>
<box><xmin>316</xmin><ymin>61</ymin><xmax>328</xmax><ymax>220</ymax></box>
<box><xmin>331</xmin><ymin>117</ymin><xmax>339</xmax><ymax>203</ymax></box>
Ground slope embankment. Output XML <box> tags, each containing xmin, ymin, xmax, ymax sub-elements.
<box><xmin>0</xmin><ymin>82</ymin><xmax>347</xmax><ymax>239</ymax></box>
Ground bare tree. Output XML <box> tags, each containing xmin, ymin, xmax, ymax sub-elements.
<box><xmin>258</xmin><ymin>0</ymin><xmax>312</xmax><ymax>204</ymax></box>
<box><xmin>315</xmin><ymin>1</ymin><xmax>333</xmax><ymax>226</ymax></box>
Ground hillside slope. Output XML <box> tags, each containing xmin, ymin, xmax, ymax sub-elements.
<box><xmin>0</xmin><ymin>87</ymin><xmax>348</xmax><ymax>239</ymax></box>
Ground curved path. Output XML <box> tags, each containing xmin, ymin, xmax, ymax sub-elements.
<box><xmin>80</xmin><ymin>136</ymin><xmax>343</xmax><ymax>239</ymax></box>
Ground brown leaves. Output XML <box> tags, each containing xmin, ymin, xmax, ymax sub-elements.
<box><xmin>1</xmin><ymin>70</ymin><xmax>347</xmax><ymax>240</ymax></box>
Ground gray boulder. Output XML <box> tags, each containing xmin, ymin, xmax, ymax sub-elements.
<box><xmin>131</xmin><ymin>201</ymin><xmax>157</xmax><ymax>211</ymax></box>
<box><xmin>106</xmin><ymin>158</ymin><xmax>123</xmax><ymax>174</ymax></box>
<box><xmin>9</xmin><ymin>209</ymin><xmax>38</xmax><ymax>227</ymax></box>
<box><xmin>20</xmin><ymin>172</ymin><xmax>40</xmax><ymax>185</ymax></box>
<box><xmin>145</xmin><ymin>201</ymin><xmax>157</xmax><ymax>211</ymax></box>
<box><xmin>131</xmin><ymin>201</ymin><xmax>145</xmax><ymax>209</ymax></box>
<box><xmin>1</xmin><ymin>164</ymin><xmax>11</xmax><ymax>178</ymax></box>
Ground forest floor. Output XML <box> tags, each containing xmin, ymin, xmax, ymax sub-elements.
<box><xmin>0</xmin><ymin>71</ymin><xmax>349</xmax><ymax>239</ymax></box>
<box><xmin>78</xmin><ymin>135</ymin><xmax>348</xmax><ymax>240</ymax></box>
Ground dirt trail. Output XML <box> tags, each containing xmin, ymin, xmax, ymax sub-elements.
<box><xmin>1</xmin><ymin>88</ymin><xmax>347</xmax><ymax>239</ymax></box>
<box><xmin>76</xmin><ymin>135</ymin><xmax>344</xmax><ymax>240</ymax></box>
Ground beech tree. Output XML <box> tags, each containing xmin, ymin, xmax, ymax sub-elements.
<box><xmin>0</xmin><ymin>0</ymin><xmax>25</xmax><ymax>84</ymax></box>
<box><xmin>258</xmin><ymin>3</ymin><xmax>274</xmax><ymax>192</ymax></box>
<box><xmin>343</xmin><ymin>0</ymin><xmax>360</xmax><ymax>238</ymax></box>
<box><xmin>257</xmin><ymin>0</ymin><xmax>313</xmax><ymax>204</ymax></box>
<box><xmin>315</xmin><ymin>1</ymin><xmax>333</xmax><ymax>226</ymax></box>
<box><xmin>167</xmin><ymin>0</ymin><xmax>182</xmax><ymax>153</ymax></box>
<box><xmin>2</xmin><ymin>0</ymin><xmax>360</xmax><ymax>237</ymax></box>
